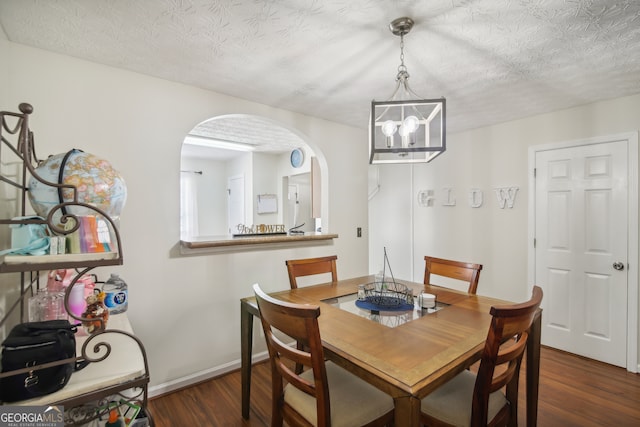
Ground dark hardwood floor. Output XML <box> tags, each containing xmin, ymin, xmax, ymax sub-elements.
<box><xmin>149</xmin><ymin>346</ymin><xmax>640</xmax><ymax>426</ymax></box>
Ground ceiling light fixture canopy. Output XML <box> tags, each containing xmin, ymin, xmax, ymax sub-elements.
<box><xmin>369</xmin><ymin>17</ymin><xmax>446</xmax><ymax>164</ymax></box>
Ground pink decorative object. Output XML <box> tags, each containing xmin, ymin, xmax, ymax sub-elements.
<box><xmin>68</xmin><ymin>284</ymin><xmax>86</xmax><ymax>319</ymax></box>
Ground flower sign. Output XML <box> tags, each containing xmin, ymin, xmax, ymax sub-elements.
<box><xmin>233</xmin><ymin>224</ymin><xmax>287</xmax><ymax>236</ymax></box>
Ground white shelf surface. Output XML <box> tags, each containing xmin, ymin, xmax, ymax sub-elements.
<box><xmin>1</xmin><ymin>252</ymin><xmax>118</xmax><ymax>265</ymax></box>
<box><xmin>9</xmin><ymin>314</ymin><xmax>145</xmax><ymax>406</ymax></box>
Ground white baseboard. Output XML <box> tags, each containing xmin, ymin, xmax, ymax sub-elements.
<box><xmin>148</xmin><ymin>350</ymin><xmax>270</xmax><ymax>398</ymax></box>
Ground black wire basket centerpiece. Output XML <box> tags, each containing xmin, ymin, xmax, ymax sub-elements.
<box><xmin>363</xmin><ymin>281</ymin><xmax>411</xmax><ymax>307</ymax></box>
<box><xmin>357</xmin><ymin>247</ymin><xmax>414</xmax><ymax>310</ymax></box>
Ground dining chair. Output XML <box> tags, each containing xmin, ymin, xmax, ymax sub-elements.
<box><xmin>286</xmin><ymin>255</ymin><xmax>338</xmax><ymax>374</ymax></box>
<box><xmin>420</xmin><ymin>286</ymin><xmax>543</xmax><ymax>427</ymax></box>
<box><xmin>253</xmin><ymin>284</ymin><xmax>395</xmax><ymax>427</ymax></box>
<box><xmin>286</xmin><ymin>255</ymin><xmax>338</xmax><ymax>289</ymax></box>
<box><xmin>423</xmin><ymin>256</ymin><xmax>483</xmax><ymax>294</ymax></box>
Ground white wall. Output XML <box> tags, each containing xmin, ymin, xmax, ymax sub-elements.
<box><xmin>369</xmin><ymin>93</ymin><xmax>640</xmax><ymax>359</ymax></box>
<box><xmin>2</xmin><ymin>41</ymin><xmax>370</xmax><ymax>391</ymax></box>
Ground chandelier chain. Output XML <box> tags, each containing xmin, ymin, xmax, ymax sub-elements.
<box><xmin>396</xmin><ymin>33</ymin><xmax>409</xmax><ymax>83</ymax></box>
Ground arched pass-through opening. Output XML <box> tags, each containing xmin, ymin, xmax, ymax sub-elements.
<box><xmin>179</xmin><ymin>114</ymin><xmax>335</xmax><ymax>252</ymax></box>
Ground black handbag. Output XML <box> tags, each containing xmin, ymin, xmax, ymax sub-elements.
<box><xmin>0</xmin><ymin>319</ymin><xmax>85</xmax><ymax>402</ymax></box>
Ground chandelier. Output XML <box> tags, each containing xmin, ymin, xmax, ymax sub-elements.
<box><xmin>369</xmin><ymin>17</ymin><xmax>446</xmax><ymax>164</ymax></box>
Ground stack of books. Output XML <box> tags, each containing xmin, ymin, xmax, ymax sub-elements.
<box><xmin>65</xmin><ymin>215</ymin><xmax>113</xmax><ymax>254</ymax></box>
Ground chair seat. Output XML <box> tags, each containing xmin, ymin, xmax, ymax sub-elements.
<box><xmin>284</xmin><ymin>361</ymin><xmax>394</xmax><ymax>427</ymax></box>
<box><xmin>421</xmin><ymin>370</ymin><xmax>508</xmax><ymax>427</ymax></box>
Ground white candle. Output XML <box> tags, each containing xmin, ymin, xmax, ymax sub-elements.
<box><xmin>420</xmin><ymin>292</ymin><xmax>436</xmax><ymax>309</ymax></box>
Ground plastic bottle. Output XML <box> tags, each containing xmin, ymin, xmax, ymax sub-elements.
<box><xmin>103</xmin><ymin>273</ymin><xmax>128</xmax><ymax>314</ymax></box>
<box><xmin>105</xmin><ymin>409</ymin><xmax>124</xmax><ymax>427</ymax></box>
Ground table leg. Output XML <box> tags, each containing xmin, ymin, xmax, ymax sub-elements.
<box><xmin>241</xmin><ymin>300</ymin><xmax>254</xmax><ymax>419</ymax></box>
<box><xmin>526</xmin><ymin>310</ymin><xmax>542</xmax><ymax>427</ymax></box>
<box><xmin>393</xmin><ymin>395</ymin><xmax>421</xmax><ymax>426</ymax></box>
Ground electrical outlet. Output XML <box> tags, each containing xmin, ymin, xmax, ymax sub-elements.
<box><xmin>357</xmin><ymin>227</ymin><xmax>362</xmax><ymax>237</ymax></box>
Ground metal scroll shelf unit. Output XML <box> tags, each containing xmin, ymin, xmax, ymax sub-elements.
<box><xmin>0</xmin><ymin>103</ymin><xmax>153</xmax><ymax>426</ymax></box>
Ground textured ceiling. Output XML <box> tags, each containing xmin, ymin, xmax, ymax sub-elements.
<box><xmin>1</xmin><ymin>0</ymin><xmax>640</xmax><ymax>153</ymax></box>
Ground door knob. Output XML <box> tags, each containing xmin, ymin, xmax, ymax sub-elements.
<box><xmin>613</xmin><ymin>262</ymin><xmax>625</xmax><ymax>271</ymax></box>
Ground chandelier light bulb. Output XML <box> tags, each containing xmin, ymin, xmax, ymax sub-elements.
<box><xmin>404</xmin><ymin>115</ymin><xmax>419</xmax><ymax>146</ymax></box>
<box><xmin>403</xmin><ymin>115</ymin><xmax>419</xmax><ymax>133</ymax></box>
<box><xmin>381</xmin><ymin>120</ymin><xmax>397</xmax><ymax>136</ymax></box>
<box><xmin>381</xmin><ymin>120</ymin><xmax>397</xmax><ymax>147</ymax></box>
<box><xmin>398</xmin><ymin>124</ymin><xmax>410</xmax><ymax>148</ymax></box>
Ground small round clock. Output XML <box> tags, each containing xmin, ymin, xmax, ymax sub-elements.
<box><xmin>290</xmin><ymin>148</ymin><xmax>304</xmax><ymax>168</ymax></box>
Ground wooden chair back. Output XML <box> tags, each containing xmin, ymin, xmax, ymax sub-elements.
<box><xmin>423</xmin><ymin>256</ymin><xmax>483</xmax><ymax>294</ymax></box>
<box><xmin>253</xmin><ymin>284</ymin><xmax>331</xmax><ymax>427</ymax></box>
<box><xmin>472</xmin><ymin>286</ymin><xmax>543</xmax><ymax>426</ymax></box>
<box><xmin>286</xmin><ymin>255</ymin><xmax>338</xmax><ymax>289</ymax></box>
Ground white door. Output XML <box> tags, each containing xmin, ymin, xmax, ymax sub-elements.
<box><xmin>227</xmin><ymin>175</ymin><xmax>244</xmax><ymax>234</ymax></box>
<box><xmin>287</xmin><ymin>173</ymin><xmax>312</xmax><ymax>232</ymax></box>
<box><xmin>534</xmin><ymin>140</ymin><xmax>628</xmax><ymax>367</ymax></box>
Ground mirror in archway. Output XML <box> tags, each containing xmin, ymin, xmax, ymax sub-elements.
<box><xmin>180</xmin><ymin>115</ymin><xmax>322</xmax><ymax>240</ymax></box>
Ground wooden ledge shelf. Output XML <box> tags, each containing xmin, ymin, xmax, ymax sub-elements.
<box><xmin>180</xmin><ymin>232</ymin><xmax>338</xmax><ymax>253</ymax></box>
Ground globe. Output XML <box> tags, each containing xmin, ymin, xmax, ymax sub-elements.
<box><xmin>28</xmin><ymin>149</ymin><xmax>127</xmax><ymax>225</ymax></box>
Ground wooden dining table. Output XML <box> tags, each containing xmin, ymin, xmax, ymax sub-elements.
<box><xmin>240</xmin><ymin>275</ymin><xmax>541</xmax><ymax>426</ymax></box>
